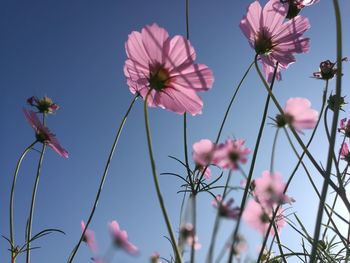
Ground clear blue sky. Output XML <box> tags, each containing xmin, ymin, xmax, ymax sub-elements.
<box><xmin>1</xmin><ymin>0</ymin><xmax>350</xmax><ymax>262</ymax></box>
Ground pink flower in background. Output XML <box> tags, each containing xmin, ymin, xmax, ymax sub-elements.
<box><xmin>340</xmin><ymin>143</ymin><xmax>350</xmax><ymax>162</ymax></box>
<box><xmin>23</xmin><ymin>109</ymin><xmax>69</xmax><ymax>158</ymax></box>
<box><xmin>108</xmin><ymin>220</ymin><xmax>138</xmax><ymax>255</ymax></box>
<box><xmin>212</xmin><ymin>195</ymin><xmax>240</xmax><ymax>219</ymax></box>
<box><xmin>150</xmin><ymin>252</ymin><xmax>162</xmax><ymax>263</ymax></box>
<box><xmin>243</xmin><ymin>200</ymin><xmax>286</xmax><ymax>236</ymax></box>
<box><xmin>240</xmin><ymin>0</ymin><xmax>310</xmax><ymax>82</ymax></box>
<box><xmin>213</xmin><ymin>139</ymin><xmax>251</xmax><ymax>170</ymax></box>
<box><xmin>338</xmin><ymin>118</ymin><xmax>350</xmax><ymax>137</ymax></box>
<box><xmin>81</xmin><ymin>220</ymin><xmax>97</xmax><ymax>253</ymax></box>
<box><xmin>254</xmin><ymin>171</ymin><xmax>294</xmax><ymax>207</ymax></box>
<box><xmin>27</xmin><ymin>96</ymin><xmax>59</xmax><ymax>114</ymax></box>
<box><xmin>276</xmin><ymin>98</ymin><xmax>318</xmax><ymax>132</ymax></box>
<box><xmin>283</xmin><ymin>0</ymin><xmax>320</xmax><ymax>19</ymax></box>
<box><xmin>179</xmin><ymin>223</ymin><xmax>201</xmax><ymax>250</ymax></box>
<box><xmin>192</xmin><ymin>139</ymin><xmax>215</xmax><ymax>179</ymax></box>
<box><xmin>124</xmin><ymin>23</ymin><xmax>214</xmax><ymax>115</ymax></box>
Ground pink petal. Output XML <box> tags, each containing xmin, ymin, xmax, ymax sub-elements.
<box><xmin>164</xmin><ymin>35</ymin><xmax>196</xmax><ymax>70</ymax></box>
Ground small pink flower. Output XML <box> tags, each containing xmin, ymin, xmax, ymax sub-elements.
<box><xmin>192</xmin><ymin>139</ymin><xmax>215</xmax><ymax>179</ymax></box>
<box><xmin>27</xmin><ymin>96</ymin><xmax>59</xmax><ymax>114</ymax></box>
<box><xmin>23</xmin><ymin>109</ymin><xmax>68</xmax><ymax>158</ymax></box>
<box><xmin>240</xmin><ymin>0</ymin><xmax>310</xmax><ymax>82</ymax></box>
<box><xmin>108</xmin><ymin>220</ymin><xmax>138</xmax><ymax>255</ymax></box>
<box><xmin>254</xmin><ymin>171</ymin><xmax>294</xmax><ymax>207</ymax></box>
<box><xmin>213</xmin><ymin>139</ymin><xmax>251</xmax><ymax>170</ymax></box>
<box><xmin>338</xmin><ymin>118</ymin><xmax>350</xmax><ymax>137</ymax></box>
<box><xmin>243</xmin><ymin>200</ymin><xmax>286</xmax><ymax>236</ymax></box>
<box><xmin>124</xmin><ymin>23</ymin><xmax>214</xmax><ymax>115</ymax></box>
<box><xmin>179</xmin><ymin>223</ymin><xmax>201</xmax><ymax>250</ymax></box>
<box><xmin>150</xmin><ymin>252</ymin><xmax>162</xmax><ymax>263</ymax></box>
<box><xmin>81</xmin><ymin>220</ymin><xmax>97</xmax><ymax>253</ymax></box>
<box><xmin>340</xmin><ymin>143</ymin><xmax>350</xmax><ymax>162</ymax></box>
<box><xmin>276</xmin><ymin>98</ymin><xmax>318</xmax><ymax>132</ymax></box>
<box><xmin>212</xmin><ymin>195</ymin><xmax>240</xmax><ymax>219</ymax></box>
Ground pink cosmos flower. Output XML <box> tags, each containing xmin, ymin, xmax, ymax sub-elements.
<box><xmin>213</xmin><ymin>139</ymin><xmax>251</xmax><ymax>170</ymax></box>
<box><xmin>242</xmin><ymin>200</ymin><xmax>286</xmax><ymax>236</ymax></box>
<box><xmin>108</xmin><ymin>220</ymin><xmax>138</xmax><ymax>255</ymax></box>
<box><xmin>240</xmin><ymin>0</ymin><xmax>310</xmax><ymax>82</ymax></box>
<box><xmin>212</xmin><ymin>195</ymin><xmax>240</xmax><ymax>219</ymax></box>
<box><xmin>276</xmin><ymin>98</ymin><xmax>318</xmax><ymax>132</ymax></box>
<box><xmin>23</xmin><ymin>109</ymin><xmax>68</xmax><ymax>158</ymax></box>
<box><xmin>27</xmin><ymin>96</ymin><xmax>59</xmax><ymax>114</ymax></box>
<box><xmin>81</xmin><ymin>220</ymin><xmax>97</xmax><ymax>253</ymax></box>
<box><xmin>253</xmin><ymin>171</ymin><xmax>294</xmax><ymax>207</ymax></box>
<box><xmin>124</xmin><ymin>23</ymin><xmax>214</xmax><ymax>115</ymax></box>
<box><xmin>192</xmin><ymin>139</ymin><xmax>215</xmax><ymax>179</ymax></box>
<box><xmin>150</xmin><ymin>252</ymin><xmax>162</xmax><ymax>263</ymax></box>
<box><xmin>340</xmin><ymin>143</ymin><xmax>350</xmax><ymax>162</ymax></box>
<box><xmin>338</xmin><ymin>118</ymin><xmax>350</xmax><ymax>137</ymax></box>
<box><xmin>179</xmin><ymin>223</ymin><xmax>202</xmax><ymax>250</ymax></box>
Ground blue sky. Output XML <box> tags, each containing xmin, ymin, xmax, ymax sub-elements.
<box><xmin>1</xmin><ymin>0</ymin><xmax>350</xmax><ymax>262</ymax></box>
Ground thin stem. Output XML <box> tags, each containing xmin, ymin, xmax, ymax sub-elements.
<box><xmin>206</xmin><ymin>170</ymin><xmax>232</xmax><ymax>263</ymax></box>
<box><xmin>272</xmin><ymin>223</ymin><xmax>287</xmax><ymax>263</ymax></box>
<box><xmin>270</xmin><ymin>129</ymin><xmax>280</xmax><ymax>173</ymax></box>
<box><xmin>26</xmin><ymin>143</ymin><xmax>47</xmax><ymax>263</ymax></box>
<box><xmin>143</xmin><ymin>92</ymin><xmax>183</xmax><ymax>263</ymax></box>
<box><xmin>310</xmin><ymin>0</ymin><xmax>343</xmax><ymax>260</ymax></box>
<box><xmin>190</xmin><ymin>194</ymin><xmax>196</xmax><ymax>263</ymax></box>
<box><xmin>67</xmin><ymin>94</ymin><xmax>138</xmax><ymax>262</ymax></box>
<box><xmin>227</xmin><ymin>60</ymin><xmax>279</xmax><ymax>263</ymax></box>
<box><xmin>257</xmin><ymin>79</ymin><xmax>328</xmax><ymax>262</ymax></box>
<box><xmin>9</xmin><ymin>140</ymin><xmax>37</xmax><ymax>262</ymax></box>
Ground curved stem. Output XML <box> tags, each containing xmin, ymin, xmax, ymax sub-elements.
<box><xmin>26</xmin><ymin>143</ymin><xmax>47</xmax><ymax>263</ymax></box>
<box><xmin>257</xmin><ymin>79</ymin><xmax>329</xmax><ymax>262</ymax></box>
<box><xmin>227</xmin><ymin>59</ymin><xmax>279</xmax><ymax>263</ymax></box>
<box><xmin>206</xmin><ymin>170</ymin><xmax>232</xmax><ymax>263</ymax></box>
<box><xmin>9</xmin><ymin>140</ymin><xmax>37</xmax><ymax>262</ymax></box>
<box><xmin>310</xmin><ymin>0</ymin><xmax>343</xmax><ymax>260</ymax></box>
<box><xmin>144</xmin><ymin>92</ymin><xmax>183</xmax><ymax>263</ymax></box>
<box><xmin>67</xmin><ymin>94</ymin><xmax>138</xmax><ymax>262</ymax></box>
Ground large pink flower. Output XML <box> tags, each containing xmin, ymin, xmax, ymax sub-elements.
<box><xmin>108</xmin><ymin>220</ymin><xmax>138</xmax><ymax>255</ymax></box>
<box><xmin>81</xmin><ymin>220</ymin><xmax>97</xmax><ymax>253</ymax></box>
<box><xmin>213</xmin><ymin>139</ymin><xmax>251</xmax><ymax>170</ymax></box>
<box><xmin>243</xmin><ymin>200</ymin><xmax>286</xmax><ymax>236</ymax></box>
<box><xmin>23</xmin><ymin>109</ymin><xmax>68</xmax><ymax>158</ymax></box>
<box><xmin>279</xmin><ymin>97</ymin><xmax>318</xmax><ymax>132</ymax></box>
<box><xmin>124</xmin><ymin>23</ymin><xmax>214</xmax><ymax>115</ymax></box>
<box><xmin>240</xmin><ymin>0</ymin><xmax>310</xmax><ymax>82</ymax></box>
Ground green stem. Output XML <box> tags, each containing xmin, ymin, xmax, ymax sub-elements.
<box><xmin>257</xmin><ymin>80</ymin><xmax>328</xmax><ymax>262</ymax></box>
<box><xmin>310</xmin><ymin>0</ymin><xmax>343</xmax><ymax>261</ymax></box>
<box><xmin>143</xmin><ymin>92</ymin><xmax>183</xmax><ymax>263</ymax></box>
<box><xmin>67</xmin><ymin>94</ymin><xmax>138</xmax><ymax>262</ymax></box>
<box><xmin>270</xmin><ymin>129</ymin><xmax>280</xmax><ymax>173</ymax></box>
<box><xmin>9</xmin><ymin>140</ymin><xmax>37</xmax><ymax>262</ymax></box>
<box><xmin>206</xmin><ymin>170</ymin><xmax>232</xmax><ymax>263</ymax></box>
<box><xmin>227</xmin><ymin>60</ymin><xmax>278</xmax><ymax>263</ymax></box>
<box><xmin>26</xmin><ymin>143</ymin><xmax>47</xmax><ymax>263</ymax></box>
<box><xmin>272</xmin><ymin>223</ymin><xmax>287</xmax><ymax>263</ymax></box>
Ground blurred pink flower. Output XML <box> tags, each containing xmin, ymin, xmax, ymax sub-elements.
<box><xmin>179</xmin><ymin>223</ymin><xmax>201</xmax><ymax>250</ymax></box>
<box><xmin>124</xmin><ymin>23</ymin><xmax>214</xmax><ymax>115</ymax></box>
<box><xmin>213</xmin><ymin>139</ymin><xmax>251</xmax><ymax>170</ymax></box>
<box><xmin>81</xmin><ymin>220</ymin><xmax>97</xmax><ymax>253</ymax></box>
<box><xmin>340</xmin><ymin>143</ymin><xmax>350</xmax><ymax>162</ymax></box>
<box><xmin>212</xmin><ymin>195</ymin><xmax>240</xmax><ymax>219</ymax></box>
<box><xmin>27</xmin><ymin>96</ymin><xmax>59</xmax><ymax>114</ymax></box>
<box><xmin>277</xmin><ymin>98</ymin><xmax>318</xmax><ymax>132</ymax></box>
<box><xmin>23</xmin><ymin>109</ymin><xmax>69</xmax><ymax>158</ymax></box>
<box><xmin>254</xmin><ymin>171</ymin><xmax>295</xmax><ymax>207</ymax></box>
<box><xmin>192</xmin><ymin>139</ymin><xmax>215</xmax><ymax>179</ymax></box>
<box><xmin>150</xmin><ymin>252</ymin><xmax>162</xmax><ymax>263</ymax></box>
<box><xmin>338</xmin><ymin>118</ymin><xmax>350</xmax><ymax>137</ymax></box>
<box><xmin>240</xmin><ymin>0</ymin><xmax>310</xmax><ymax>82</ymax></box>
<box><xmin>108</xmin><ymin>220</ymin><xmax>138</xmax><ymax>255</ymax></box>
<box><xmin>243</xmin><ymin>200</ymin><xmax>286</xmax><ymax>236</ymax></box>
